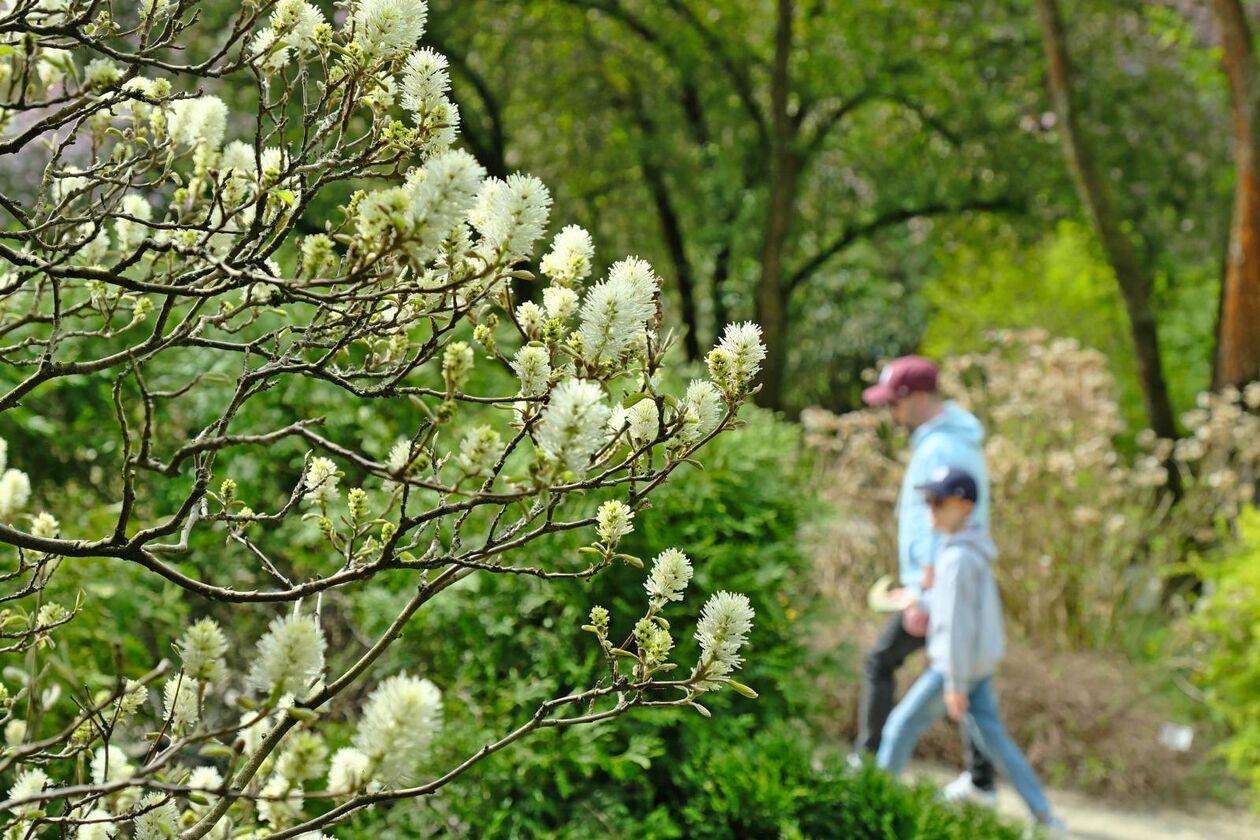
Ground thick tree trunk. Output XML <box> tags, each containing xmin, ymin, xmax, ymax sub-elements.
<box><xmin>1034</xmin><ymin>0</ymin><xmax>1180</xmax><ymax>440</ymax></box>
<box><xmin>1212</xmin><ymin>0</ymin><xmax>1260</xmax><ymax>389</ymax></box>
<box><xmin>753</xmin><ymin>0</ymin><xmax>797</xmax><ymax>410</ymax></box>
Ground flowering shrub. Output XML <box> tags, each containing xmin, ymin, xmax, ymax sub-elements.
<box><xmin>805</xmin><ymin>330</ymin><xmax>1260</xmax><ymax>650</ymax></box>
<box><xmin>0</xmin><ymin>1</ymin><xmax>767</xmax><ymax>836</ymax></box>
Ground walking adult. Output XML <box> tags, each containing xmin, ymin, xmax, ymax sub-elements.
<box><xmin>853</xmin><ymin>355</ymin><xmax>997</xmax><ymax>804</ymax></box>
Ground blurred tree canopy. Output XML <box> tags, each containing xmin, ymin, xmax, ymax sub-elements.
<box><xmin>427</xmin><ymin>0</ymin><xmax>1235</xmax><ymax>418</ymax></box>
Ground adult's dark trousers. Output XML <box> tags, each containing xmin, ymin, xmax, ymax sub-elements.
<box><xmin>856</xmin><ymin>610</ymin><xmax>996</xmax><ymax>790</ymax></box>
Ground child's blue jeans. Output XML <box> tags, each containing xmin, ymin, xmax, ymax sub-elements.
<box><xmin>875</xmin><ymin>669</ymin><xmax>1052</xmax><ymax>821</ymax></box>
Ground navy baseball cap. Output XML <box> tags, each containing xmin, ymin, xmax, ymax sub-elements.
<box><xmin>915</xmin><ymin>466</ymin><xmax>978</xmax><ymax>503</ymax></box>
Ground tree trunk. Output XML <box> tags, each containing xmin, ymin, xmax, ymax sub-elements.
<box><xmin>1034</xmin><ymin>0</ymin><xmax>1180</xmax><ymax>440</ymax></box>
<box><xmin>1212</xmin><ymin>0</ymin><xmax>1260</xmax><ymax>389</ymax></box>
<box><xmin>753</xmin><ymin>0</ymin><xmax>797</xmax><ymax>410</ymax></box>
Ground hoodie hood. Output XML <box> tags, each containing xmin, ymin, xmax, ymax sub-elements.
<box><xmin>912</xmin><ymin>401</ymin><xmax>985</xmax><ymax>448</ymax></box>
<box><xmin>940</xmin><ymin>522</ymin><xmax>997</xmax><ymax>565</ymax></box>
<box><xmin>896</xmin><ymin>401</ymin><xmax>991</xmax><ymax>596</ymax></box>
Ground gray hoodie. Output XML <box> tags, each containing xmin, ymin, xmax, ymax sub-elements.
<box><xmin>926</xmin><ymin>523</ymin><xmax>1005</xmax><ymax>691</ymax></box>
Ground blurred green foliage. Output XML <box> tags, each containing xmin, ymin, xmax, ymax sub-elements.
<box><xmin>1187</xmin><ymin>507</ymin><xmax>1260</xmax><ymax>806</ymax></box>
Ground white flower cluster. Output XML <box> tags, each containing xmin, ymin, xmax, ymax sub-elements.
<box><xmin>707</xmin><ymin>322</ymin><xmax>766</xmax><ymax>400</ymax></box>
<box><xmin>271</xmin><ymin>0</ymin><xmax>326</xmax><ymax>52</ymax></box>
<box><xmin>536</xmin><ymin>379</ymin><xmax>612</xmax><ymax>475</ymax></box>
<box><xmin>469</xmin><ymin>174</ymin><xmax>552</xmax><ymax>263</ymax></box>
<box><xmin>540</xmin><ymin>225</ymin><xmax>595</xmax><ymax>288</ymax></box>
<box><xmin>691</xmin><ymin>591</ymin><xmax>755</xmax><ymax>691</ymax></box>
<box><xmin>512</xmin><ymin>345</ymin><xmax>552</xmax><ymax>396</ymax></box>
<box><xmin>595</xmin><ymin>499</ymin><xmax>634</xmax><ymax>546</ymax></box>
<box><xmin>456</xmin><ymin>425</ymin><xmax>504</xmax><ymax>478</ymax></box>
<box><xmin>645</xmin><ymin>548</ymin><xmax>693</xmax><ymax>608</ymax></box>
<box><xmin>178</xmin><ymin>617</ymin><xmax>228</xmax><ymax>682</ymax></box>
<box><xmin>166</xmin><ymin>95</ymin><xmax>228</xmax><ymax>149</ymax></box>
<box><xmin>303</xmin><ymin>457</ymin><xmax>341</xmax><ymax>506</ymax></box>
<box><xmin>0</xmin><ymin>436</ymin><xmax>31</xmax><ymax>519</ymax></box>
<box><xmin>248</xmin><ymin>613</ymin><xmax>327</xmax><ymax>699</ymax></box>
<box><xmin>577</xmin><ymin>258</ymin><xmax>658</xmax><ymax>366</ymax></box>
<box><xmin>352</xmin><ymin>0</ymin><xmax>428</xmax><ymax>59</ymax></box>
<box><xmin>351</xmin><ymin>673</ymin><xmax>443</xmax><ymax>786</ymax></box>
<box><xmin>678</xmin><ymin>380</ymin><xmax>723</xmax><ymax>446</ymax></box>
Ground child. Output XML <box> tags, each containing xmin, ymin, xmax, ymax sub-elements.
<box><xmin>875</xmin><ymin>465</ymin><xmax>1065</xmax><ymax>835</ymax></box>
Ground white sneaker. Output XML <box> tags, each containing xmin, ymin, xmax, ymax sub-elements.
<box><xmin>941</xmin><ymin>771</ymin><xmax>998</xmax><ymax>808</ymax></box>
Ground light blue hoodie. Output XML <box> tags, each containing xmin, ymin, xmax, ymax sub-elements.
<box><xmin>898</xmin><ymin>401</ymin><xmax>989</xmax><ymax>597</ymax></box>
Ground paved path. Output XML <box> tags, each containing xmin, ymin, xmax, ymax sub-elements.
<box><xmin>909</xmin><ymin>763</ymin><xmax>1260</xmax><ymax>839</ymax></box>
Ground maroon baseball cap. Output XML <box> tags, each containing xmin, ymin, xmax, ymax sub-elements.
<box><xmin>862</xmin><ymin>356</ymin><xmax>939</xmax><ymax>406</ymax></box>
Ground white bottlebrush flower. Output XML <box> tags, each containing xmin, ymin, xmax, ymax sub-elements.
<box><xmin>399</xmin><ymin>47</ymin><xmax>449</xmax><ymax>116</ymax></box>
<box><xmin>30</xmin><ymin>511</ymin><xmax>59</xmax><ymax>538</ymax></box>
<box><xmin>386</xmin><ymin>438</ymin><xmax>414</xmax><ymax>475</ymax></box>
<box><xmin>249</xmin><ymin>29</ymin><xmax>291</xmax><ymax>75</ymax></box>
<box><xmin>258</xmin><ymin>775</ymin><xmax>302</xmax><ymax>828</ymax></box>
<box><xmin>167</xmin><ymin>95</ymin><xmax>228</xmax><ymax>149</ymax></box>
<box><xmin>512</xmin><ymin>345</ymin><xmax>552</xmax><ymax>396</ymax></box>
<box><xmin>0</xmin><ymin>468</ymin><xmax>32</xmax><ymax>518</ymax></box>
<box><xmin>539</xmin><ymin>225</ymin><xmax>594</xmax><ymax>287</ymax></box>
<box><xmin>353</xmin><ymin>673</ymin><xmax>443</xmax><ymax>787</ymax></box>
<box><xmin>679</xmin><ymin>380</ymin><xmax>723</xmax><ymax>444</ymax></box>
<box><xmin>51</xmin><ymin>167</ymin><xmax>87</xmax><ymax>204</ymax></box>
<box><xmin>84</xmin><ymin>58</ymin><xmax>122</xmax><ymax>88</ymax></box>
<box><xmin>356</xmin><ymin>186</ymin><xmax>411</xmax><ymax>245</ymax></box>
<box><xmin>248</xmin><ymin>613</ymin><xmax>327</xmax><ymax>698</ymax></box>
<box><xmin>36</xmin><ymin>601</ymin><xmax>67</xmax><ymax>627</ymax></box>
<box><xmin>274</xmin><ymin>730</ymin><xmax>328</xmax><ymax>783</ymax></box>
<box><xmin>37</xmin><ymin>48</ymin><xmax>73</xmax><ymax>88</ymax></box>
<box><xmin>303</xmin><ymin>456</ymin><xmax>341</xmax><ymax>506</ymax></box>
<box><xmin>187</xmin><ymin>765</ymin><xmax>223</xmax><ymax>810</ymax></box>
<box><xmin>515</xmin><ymin>301</ymin><xmax>546</xmax><ymax>339</ymax></box>
<box><xmin>456</xmin><ymin>426</ymin><xmax>504</xmax><ymax>479</ymax></box>
<box><xmin>114</xmin><ymin>193</ymin><xmax>153</xmax><ymax>251</ymax></box>
<box><xmin>7</xmin><ymin>767</ymin><xmax>49</xmax><ymax>816</ymax></box>
<box><xmin>405</xmin><ymin>149</ymin><xmax>485</xmax><ymax>264</ymax></box>
<box><xmin>595</xmin><ymin>499</ymin><xmax>634</xmax><ymax>545</ymax></box>
<box><xmin>220</xmin><ymin>140</ymin><xmax>257</xmax><ymax>176</ymax></box>
<box><xmin>627</xmin><ymin>398</ymin><xmax>659</xmax><ymax>444</ymax></box>
<box><xmin>469</xmin><ymin>174</ymin><xmax>552</xmax><ymax>263</ymax></box>
<box><xmin>271</xmin><ymin>0</ymin><xmax>325</xmax><ymax>51</ymax></box>
<box><xmin>352</xmin><ymin>0</ymin><xmax>428</xmax><ymax>59</ymax></box>
<box><xmin>91</xmin><ymin>745</ymin><xmax>133</xmax><ymax>785</ymax></box>
<box><xmin>536</xmin><ymin>379</ymin><xmax>612</xmax><ymax>474</ymax></box>
<box><xmin>75</xmin><ymin>808</ymin><xmax>118</xmax><ymax>840</ymax></box>
<box><xmin>178</xmin><ymin>617</ymin><xmax>228</xmax><ymax>682</ymax></box>
<box><xmin>5</xmin><ymin>718</ymin><xmax>27</xmax><ymax>745</ymax></box>
<box><xmin>542</xmin><ymin>286</ymin><xmax>579</xmax><ymax>323</ymax></box>
<box><xmin>577</xmin><ymin>258</ymin><xmax>658</xmax><ymax>365</ymax></box>
<box><xmin>645</xmin><ymin>548</ymin><xmax>693</xmax><ymax>607</ymax></box>
<box><xmin>162</xmin><ymin>676</ymin><xmax>201</xmax><ymax>731</ymax></box>
<box><xmin>132</xmin><ymin>793</ymin><xmax>179</xmax><ymax>840</ymax></box>
<box><xmin>327</xmin><ymin>746</ymin><xmax>372</xmax><ymax>795</ymax></box>
<box><xmin>710</xmin><ymin>322</ymin><xmax>766</xmax><ymax>397</ymax></box>
<box><xmin>442</xmin><ymin>340</ymin><xmax>474</xmax><ymax>391</ymax></box>
<box><xmin>72</xmin><ymin>223</ymin><xmax>110</xmax><ymax>266</ymax></box>
<box><xmin>692</xmin><ymin>591</ymin><xmax>755</xmax><ymax>690</ymax></box>
<box><xmin>414</xmin><ymin>96</ymin><xmax>460</xmax><ymax>155</ymax></box>
<box><xmin>117</xmin><ymin>680</ymin><xmax>148</xmax><ymax>716</ymax></box>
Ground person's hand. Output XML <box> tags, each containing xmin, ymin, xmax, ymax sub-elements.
<box><xmin>901</xmin><ymin>603</ymin><xmax>928</xmax><ymax>637</ymax></box>
<box><xmin>945</xmin><ymin>689</ymin><xmax>969</xmax><ymax>722</ymax></box>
